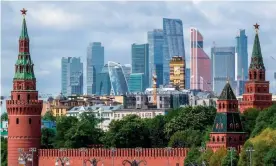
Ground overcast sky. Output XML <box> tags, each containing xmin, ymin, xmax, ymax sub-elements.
<box><xmin>1</xmin><ymin>1</ymin><xmax>276</xmax><ymax>97</ymax></box>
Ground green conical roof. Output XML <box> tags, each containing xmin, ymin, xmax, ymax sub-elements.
<box><xmin>219</xmin><ymin>82</ymin><xmax>236</xmax><ymax>100</ymax></box>
<box><xmin>20</xmin><ymin>17</ymin><xmax>29</xmax><ymax>39</ymax></box>
<box><xmin>249</xmin><ymin>32</ymin><xmax>265</xmax><ymax>70</ymax></box>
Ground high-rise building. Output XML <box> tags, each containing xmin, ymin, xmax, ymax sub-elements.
<box><xmin>211</xmin><ymin>46</ymin><xmax>235</xmax><ymax>95</ymax></box>
<box><xmin>235</xmin><ymin>29</ymin><xmax>248</xmax><ymax>81</ymax></box>
<box><xmin>122</xmin><ymin>64</ymin><xmax>132</xmax><ymax>83</ymax></box>
<box><xmin>6</xmin><ymin>9</ymin><xmax>43</xmax><ymax>166</ymax></box>
<box><xmin>239</xmin><ymin>24</ymin><xmax>272</xmax><ymax>113</ymax></box>
<box><xmin>131</xmin><ymin>43</ymin><xmax>149</xmax><ymax>88</ymax></box>
<box><xmin>148</xmin><ymin>29</ymin><xmax>164</xmax><ymax>87</ymax></box>
<box><xmin>163</xmin><ymin>18</ymin><xmax>186</xmax><ymax>86</ymax></box>
<box><xmin>128</xmin><ymin>73</ymin><xmax>145</xmax><ymax>93</ymax></box>
<box><xmin>185</xmin><ymin>68</ymin><xmax>190</xmax><ymax>89</ymax></box>
<box><xmin>108</xmin><ymin>61</ymin><xmax>129</xmax><ymax>95</ymax></box>
<box><xmin>61</xmin><ymin>57</ymin><xmax>83</xmax><ymax>96</ymax></box>
<box><xmin>96</xmin><ymin>64</ymin><xmax>111</xmax><ymax>95</ymax></box>
<box><xmin>87</xmin><ymin>42</ymin><xmax>104</xmax><ymax>95</ymax></box>
<box><xmin>190</xmin><ymin>28</ymin><xmax>212</xmax><ymax>91</ymax></box>
<box><xmin>169</xmin><ymin>56</ymin><xmax>185</xmax><ymax>90</ymax></box>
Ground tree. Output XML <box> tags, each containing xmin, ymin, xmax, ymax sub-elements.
<box><xmin>41</xmin><ymin>128</ymin><xmax>56</xmax><ymax>149</ymax></box>
<box><xmin>42</xmin><ymin>111</ymin><xmax>56</xmax><ymax>121</ymax></box>
<box><xmin>102</xmin><ymin>115</ymin><xmax>151</xmax><ymax>148</ymax></box>
<box><xmin>1</xmin><ymin>137</ymin><xmax>7</xmax><ymax>166</ymax></box>
<box><xmin>168</xmin><ymin>129</ymin><xmax>202</xmax><ymax>148</ymax></box>
<box><xmin>184</xmin><ymin>146</ymin><xmax>201</xmax><ymax>166</ymax></box>
<box><xmin>1</xmin><ymin>112</ymin><xmax>8</xmax><ymax>121</ymax></box>
<box><xmin>222</xmin><ymin>149</ymin><xmax>239</xmax><ymax>166</ymax></box>
<box><xmin>240</xmin><ymin>108</ymin><xmax>260</xmax><ymax>135</ymax></box>
<box><xmin>197</xmin><ymin>148</ymin><xmax>214</xmax><ymax>165</ymax></box>
<box><xmin>209</xmin><ymin>148</ymin><xmax>227</xmax><ymax>166</ymax></box>
<box><xmin>264</xmin><ymin>148</ymin><xmax>276</xmax><ymax>165</ymax></box>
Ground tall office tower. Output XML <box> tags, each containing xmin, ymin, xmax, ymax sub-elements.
<box><xmin>235</xmin><ymin>29</ymin><xmax>248</xmax><ymax>81</ymax></box>
<box><xmin>61</xmin><ymin>57</ymin><xmax>83</xmax><ymax>96</ymax></box>
<box><xmin>122</xmin><ymin>64</ymin><xmax>132</xmax><ymax>83</ymax></box>
<box><xmin>211</xmin><ymin>46</ymin><xmax>235</xmax><ymax>95</ymax></box>
<box><xmin>185</xmin><ymin>68</ymin><xmax>190</xmax><ymax>89</ymax></box>
<box><xmin>128</xmin><ymin>73</ymin><xmax>145</xmax><ymax>93</ymax></box>
<box><xmin>163</xmin><ymin>18</ymin><xmax>186</xmax><ymax>86</ymax></box>
<box><xmin>190</xmin><ymin>28</ymin><xmax>212</xmax><ymax>91</ymax></box>
<box><xmin>131</xmin><ymin>43</ymin><xmax>149</xmax><ymax>89</ymax></box>
<box><xmin>108</xmin><ymin>61</ymin><xmax>129</xmax><ymax>95</ymax></box>
<box><xmin>148</xmin><ymin>29</ymin><xmax>164</xmax><ymax>87</ymax></box>
<box><xmin>87</xmin><ymin>42</ymin><xmax>104</xmax><ymax>95</ymax></box>
<box><xmin>96</xmin><ymin>64</ymin><xmax>111</xmax><ymax>95</ymax></box>
<box><xmin>169</xmin><ymin>56</ymin><xmax>185</xmax><ymax>90</ymax></box>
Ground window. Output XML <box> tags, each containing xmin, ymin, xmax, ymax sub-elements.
<box><xmin>212</xmin><ymin>136</ymin><xmax>215</xmax><ymax>142</ymax></box>
<box><xmin>222</xmin><ymin>103</ymin><xmax>225</xmax><ymax>108</ymax></box>
<box><xmin>17</xmin><ymin>95</ymin><xmax>20</xmax><ymax>100</ymax></box>
<box><xmin>254</xmin><ymin>71</ymin><xmax>257</xmax><ymax>79</ymax></box>
<box><xmin>27</xmin><ymin>94</ymin><xmax>30</xmax><ymax>101</ymax></box>
<box><xmin>217</xmin><ymin>136</ymin><xmax>220</xmax><ymax>142</ymax></box>
<box><xmin>222</xmin><ymin>137</ymin><xmax>224</xmax><ymax>142</ymax></box>
<box><xmin>29</xmin><ymin>118</ymin><xmax>32</xmax><ymax>124</ymax></box>
<box><xmin>16</xmin><ymin>118</ymin><xmax>19</xmax><ymax>124</ymax></box>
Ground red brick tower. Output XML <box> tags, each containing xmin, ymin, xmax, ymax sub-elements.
<box><xmin>6</xmin><ymin>8</ymin><xmax>42</xmax><ymax>166</ymax></box>
<box><xmin>239</xmin><ymin>24</ymin><xmax>272</xmax><ymax>113</ymax></box>
<box><xmin>207</xmin><ymin>81</ymin><xmax>247</xmax><ymax>152</ymax></box>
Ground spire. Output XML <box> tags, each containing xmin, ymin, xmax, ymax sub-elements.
<box><xmin>20</xmin><ymin>8</ymin><xmax>29</xmax><ymax>39</ymax></box>
<box><xmin>249</xmin><ymin>23</ymin><xmax>265</xmax><ymax>70</ymax></box>
<box><xmin>219</xmin><ymin>82</ymin><xmax>236</xmax><ymax>100</ymax></box>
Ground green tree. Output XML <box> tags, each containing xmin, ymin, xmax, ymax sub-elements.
<box><xmin>42</xmin><ymin>111</ymin><xmax>56</xmax><ymax>121</ymax></box>
<box><xmin>222</xmin><ymin>149</ymin><xmax>239</xmax><ymax>166</ymax></box>
<box><xmin>240</xmin><ymin>108</ymin><xmax>260</xmax><ymax>135</ymax></box>
<box><xmin>1</xmin><ymin>137</ymin><xmax>7</xmax><ymax>166</ymax></box>
<box><xmin>41</xmin><ymin>128</ymin><xmax>56</xmax><ymax>149</ymax></box>
<box><xmin>184</xmin><ymin>146</ymin><xmax>201</xmax><ymax>166</ymax></box>
<box><xmin>197</xmin><ymin>148</ymin><xmax>214</xmax><ymax>165</ymax></box>
<box><xmin>168</xmin><ymin>129</ymin><xmax>202</xmax><ymax>148</ymax></box>
<box><xmin>209</xmin><ymin>147</ymin><xmax>227</xmax><ymax>166</ymax></box>
<box><xmin>264</xmin><ymin>147</ymin><xmax>276</xmax><ymax>165</ymax></box>
<box><xmin>102</xmin><ymin>115</ymin><xmax>151</xmax><ymax>148</ymax></box>
<box><xmin>1</xmin><ymin>112</ymin><xmax>8</xmax><ymax>121</ymax></box>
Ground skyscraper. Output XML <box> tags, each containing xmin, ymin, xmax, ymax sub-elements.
<box><xmin>211</xmin><ymin>46</ymin><xmax>235</xmax><ymax>95</ymax></box>
<box><xmin>128</xmin><ymin>73</ymin><xmax>145</xmax><ymax>93</ymax></box>
<box><xmin>235</xmin><ymin>29</ymin><xmax>248</xmax><ymax>81</ymax></box>
<box><xmin>148</xmin><ymin>29</ymin><xmax>164</xmax><ymax>87</ymax></box>
<box><xmin>108</xmin><ymin>61</ymin><xmax>129</xmax><ymax>95</ymax></box>
<box><xmin>61</xmin><ymin>57</ymin><xmax>83</xmax><ymax>96</ymax></box>
<box><xmin>122</xmin><ymin>64</ymin><xmax>132</xmax><ymax>83</ymax></box>
<box><xmin>131</xmin><ymin>43</ymin><xmax>149</xmax><ymax>88</ymax></box>
<box><xmin>163</xmin><ymin>18</ymin><xmax>186</xmax><ymax>86</ymax></box>
<box><xmin>169</xmin><ymin>56</ymin><xmax>185</xmax><ymax>90</ymax></box>
<box><xmin>190</xmin><ymin>28</ymin><xmax>212</xmax><ymax>91</ymax></box>
<box><xmin>87</xmin><ymin>42</ymin><xmax>104</xmax><ymax>95</ymax></box>
<box><xmin>185</xmin><ymin>68</ymin><xmax>190</xmax><ymax>89</ymax></box>
<box><xmin>96</xmin><ymin>64</ymin><xmax>111</xmax><ymax>95</ymax></box>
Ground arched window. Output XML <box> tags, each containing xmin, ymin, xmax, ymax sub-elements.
<box><xmin>16</xmin><ymin>118</ymin><xmax>19</xmax><ymax>124</ymax></box>
<box><xmin>222</xmin><ymin>137</ymin><xmax>224</xmax><ymax>142</ymax></box>
<box><xmin>254</xmin><ymin>71</ymin><xmax>257</xmax><ymax>79</ymax></box>
<box><xmin>260</xmin><ymin>73</ymin><xmax>263</xmax><ymax>79</ymax></box>
<box><xmin>29</xmin><ymin>118</ymin><xmax>32</xmax><ymax>124</ymax></box>
<box><xmin>27</xmin><ymin>94</ymin><xmax>30</xmax><ymax>101</ymax></box>
<box><xmin>217</xmin><ymin>136</ymin><xmax>220</xmax><ymax>142</ymax></box>
<box><xmin>249</xmin><ymin>73</ymin><xmax>252</xmax><ymax>79</ymax></box>
<box><xmin>219</xmin><ymin>103</ymin><xmax>221</xmax><ymax>109</ymax></box>
<box><xmin>222</xmin><ymin>103</ymin><xmax>225</xmax><ymax>108</ymax></box>
<box><xmin>17</xmin><ymin>95</ymin><xmax>20</xmax><ymax>100</ymax></box>
<box><xmin>212</xmin><ymin>136</ymin><xmax>215</xmax><ymax>142</ymax></box>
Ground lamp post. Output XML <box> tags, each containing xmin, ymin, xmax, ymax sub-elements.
<box><xmin>55</xmin><ymin>148</ymin><xmax>70</xmax><ymax>166</ymax></box>
<box><xmin>122</xmin><ymin>159</ymin><xmax>147</xmax><ymax>166</ymax></box>
<box><xmin>110</xmin><ymin>147</ymin><xmax>116</xmax><ymax>166</ymax></box>
<box><xmin>83</xmin><ymin>158</ymin><xmax>101</xmax><ymax>166</ymax></box>
<box><xmin>166</xmin><ymin>147</ymin><xmax>172</xmax><ymax>166</ymax></box>
<box><xmin>135</xmin><ymin>147</ymin><xmax>142</xmax><ymax>162</ymax></box>
<box><xmin>18</xmin><ymin>148</ymin><xmax>33</xmax><ymax>166</ymax></box>
<box><xmin>246</xmin><ymin>146</ymin><xmax>255</xmax><ymax>166</ymax></box>
<box><xmin>228</xmin><ymin>147</ymin><xmax>236</xmax><ymax>166</ymax></box>
<box><xmin>79</xmin><ymin>147</ymin><xmax>88</xmax><ymax>166</ymax></box>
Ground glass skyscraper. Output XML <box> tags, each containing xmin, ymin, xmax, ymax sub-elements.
<box><xmin>235</xmin><ymin>29</ymin><xmax>248</xmax><ymax>81</ymax></box>
<box><xmin>163</xmin><ymin>18</ymin><xmax>186</xmax><ymax>86</ymax></box>
<box><xmin>108</xmin><ymin>61</ymin><xmax>129</xmax><ymax>95</ymax></box>
<box><xmin>122</xmin><ymin>64</ymin><xmax>132</xmax><ymax>83</ymax></box>
<box><xmin>87</xmin><ymin>42</ymin><xmax>104</xmax><ymax>95</ymax></box>
<box><xmin>211</xmin><ymin>46</ymin><xmax>235</xmax><ymax>95</ymax></box>
<box><xmin>148</xmin><ymin>29</ymin><xmax>164</xmax><ymax>88</ymax></box>
<box><xmin>61</xmin><ymin>57</ymin><xmax>83</xmax><ymax>96</ymax></box>
<box><xmin>185</xmin><ymin>68</ymin><xmax>190</xmax><ymax>89</ymax></box>
<box><xmin>96</xmin><ymin>64</ymin><xmax>111</xmax><ymax>95</ymax></box>
<box><xmin>131</xmin><ymin>43</ymin><xmax>149</xmax><ymax>88</ymax></box>
<box><xmin>128</xmin><ymin>73</ymin><xmax>145</xmax><ymax>93</ymax></box>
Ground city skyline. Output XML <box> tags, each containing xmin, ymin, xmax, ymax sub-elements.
<box><xmin>2</xmin><ymin>1</ymin><xmax>276</xmax><ymax>96</ymax></box>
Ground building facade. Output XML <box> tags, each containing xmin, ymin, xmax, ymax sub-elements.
<box><xmin>239</xmin><ymin>25</ymin><xmax>273</xmax><ymax>113</ymax></box>
<box><xmin>131</xmin><ymin>43</ymin><xmax>149</xmax><ymax>88</ymax></box>
<box><xmin>122</xmin><ymin>64</ymin><xmax>132</xmax><ymax>83</ymax></box>
<box><xmin>235</xmin><ymin>29</ymin><xmax>248</xmax><ymax>81</ymax></box>
<box><xmin>163</xmin><ymin>18</ymin><xmax>186</xmax><ymax>86</ymax></box>
<box><xmin>211</xmin><ymin>46</ymin><xmax>235</xmax><ymax>95</ymax></box>
<box><xmin>108</xmin><ymin>61</ymin><xmax>129</xmax><ymax>95</ymax></box>
<box><xmin>61</xmin><ymin>57</ymin><xmax>83</xmax><ymax>96</ymax></box>
<box><xmin>185</xmin><ymin>68</ymin><xmax>190</xmax><ymax>89</ymax></box>
<box><xmin>96</xmin><ymin>64</ymin><xmax>111</xmax><ymax>95</ymax></box>
<box><xmin>190</xmin><ymin>28</ymin><xmax>212</xmax><ymax>91</ymax></box>
<box><xmin>128</xmin><ymin>73</ymin><xmax>145</xmax><ymax>93</ymax></box>
<box><xmin>148</xmin><ymin>29</ymin><xmax>164</xmax><ymax>87</ymax></box>
<box><xmin>87</xmin><ymin>42</ymin><xmax>104</xmax><ymax>95</ymax></box>
<box><xmin>6</xmin><ymin>10</ymin><xmax>43</xmax><ymax>166</ymax></box>
<box><xmin>169</xmin><ymin>56</ymin><xmax>185</xmax><ymax>90</ymax></box>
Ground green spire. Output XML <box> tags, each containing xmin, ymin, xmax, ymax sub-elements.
<box><xmin>219</xmin><ymin>82</ymin><xmax>236</xmax><ymax>100</ymax></box>
<box><xmin>252</xmin><ymin>33</ymin><xmax>262</xmax><ymax>58</ymax></box>
<box><xmin>20</xmin><ymin>17</ymin><xmax>29</xmax><ymax>39</ymax></box>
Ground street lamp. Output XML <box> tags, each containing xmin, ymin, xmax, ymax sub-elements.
<box><xmin>122</xmin><ymin>159</ymin><xmax>147</xmax><ymax>166</ymax></box>
<box><xmin>166</xmin><ymin>147</ymin><xmax>172</xmax><ymax>166</ymax></box>
<box><xmin>18</xmin><ymin>148</ymin><xmax>33</xmax><ymax>166</ymax></box>
<box><xmin>246</xmin><ymin>146</ymin><xmax>255</xmax><ymax>166</ymax></box>
<box><xmin>110</xmin><ymin>147</ymin><xmax>116</xmax><ymax>166</ymax></box>
<box><xmin>83</xmin><ymin>158</ymin><xmax>101</xmax><ymax>166</ymax></box>
<box><xmin>228</xmin><ymin>147</ymin><xmax>236</xmax><ymax>166</ymax></box>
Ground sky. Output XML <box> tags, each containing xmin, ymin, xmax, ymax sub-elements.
<box><xmin>1</xmin><ymin>1</ymin><xmax>276</xmax><ymax>97</ymax></box>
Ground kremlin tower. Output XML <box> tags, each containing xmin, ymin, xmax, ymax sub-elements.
<box><xmin>239</xmin><ymin>24</ymin><xmax>273</xmax><ymax>113</ymax></box>
<box><xmin>207</xmin><ymin>81</ymin><xmax>246</xmax><ymax>152</ymax></box>
<box><xmin>6</xmin><ymin>8</ymin><xmax>42</xmax><ymax>166</ymax></box>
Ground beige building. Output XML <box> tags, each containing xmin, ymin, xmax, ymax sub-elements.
<box><xmin>169</xmin><ymin>56</ymin><xmax>185</xmax><ymax>90</ymax></box>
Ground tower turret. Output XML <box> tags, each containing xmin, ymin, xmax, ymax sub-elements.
<box><xmin>6</xmin><ymin>8</ymin><xmax>42</xmax><ymax>166</ymax></box>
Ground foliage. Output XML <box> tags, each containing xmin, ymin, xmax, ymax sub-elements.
<box><xmin>264</xmin><ymin>148</ymin><xmax>276</xmax><ymax>165</ymax></box>
<box><xmin>41</xmin><ymin>128</ymin><xmax>56</xmax><ymax>149</ymax></box>
<box><xmin>168</xmin><ymin>129</ymin><xmax>202</xmax><ymax>148</ymax></box>
<box><xmin>184</xmin><ymin>146</ymin><xmax>201</xmax><ymax>166</ymax></box>
<box><xmin>101</xmin><ymin>115</ymin><xmax>151</xmax><ymax>148</ymax></box>
<box><xmin>197</xmin><ymin>148</ymin><xmax>214</xmax><ymax>165</ymax></box>
<box><xmin>164</xmin><ymin>106</ymin><xmax>216</xmax><ymax>138</ymax></box>
<box><xmin>222</xmin><ymin>149</ymin><xmax>239</xmax><ymax>166</ymax></box>
<box><xmin>240</xmin><ymin>108</ymin><xmax>260</xmax><ymax>135</ymax></box>
<box><xmin>1</xmin><ymin>137</ymin><xmax>7</xmax><ymax>166</ymax></box>
<box><xmin>42</xmin><ymin>111</ymin><xmax>56</xmax><ymax>121</ymax></box>
<box><xmin>1</xmin><ymin>112</ymin><xmax>8</xmax><ymax>122</ymax></box>
<box><xmin>209</xmin><ymin>147</ymin><xmax>227</xmax><ymax>166</ymax></box>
